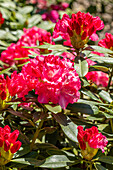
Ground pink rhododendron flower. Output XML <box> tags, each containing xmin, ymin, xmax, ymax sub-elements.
<box><xmin>85</xmin><ymin>52</ymin><xmax>108</xmax><ymax>87</ymax></box>
<box><xmin>98</xmin><ymin>33</ymin><xmax>113</xmax><ymax>50</ymax></box>
<box><xmin>77</xmin><ymin>126</ymin><xmax>108</xmax><ymax>160</ymax></box>
<box><xmin>22</xmin><ymin>55</ymin><xmax>81</xmax><ymax>109</ymax></box>
<box><xmin>0</xmin><ymin>73</ymin><xmax>31</xmax><ymax>110</ymax></box>
<box><xmin>0</xmin><ymin>27</ymin><xmax>53</xmax><ymax>68</ymax></box>
<box><xmin>42</xmin><ymin>10</ymin><xmax>59</xmax><ymax>23</ymax></box>
<box><xmin>6</xmin><ymin>71</ymin><xmax>30</xmax><ymax>99</ymax></box>
<box><xmin>0</xmin><ymin>43</ymin><xmax>31</xmax><ymax>67</ymax></box>
<box><xmin>53</xmin><ymin>11</ymin><xmax>104</xmax><ymax>49</ymax></box>
<box><xmin>61</xmin><ymin>52</ymin><xmax>75</xmax><ymax>61</ymax></box>
<box><xmin>0</xmin><ymin>125</ymin><xmax>21</xmax><ymax>165</ymax></box>
<box><xmin>26</xmin><ymin>0</ymin><xmax>47</xmax><ymax>10</ymax></box>
<box><xmin>42</xmin><ymin>2</ymin><xmax>69</xmax><ymax>23</ymax></box>
<box><xmin>0</xmin><ymin>12</ymin><xmax>4</xmax><ymax>26</ymax></box>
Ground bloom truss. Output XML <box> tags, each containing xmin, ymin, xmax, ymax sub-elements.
<box><xmin>0</xmin><ymin>125</ymin><xmax>21</xmax><ymax>165</ymax></box>
<box><xmin>22</xmin><ymin>55</ymin><xmax>81</xmax><ymax>109</ymax></box>
<box><xmin>53</xmin><ymin>11</ymin><xmax>104</xmax><ymax>49</ymax></box>
<box><xmin>98</xmin><ymin>33</ymin><xmax>113</xmax><ymax>50</ymax></box>
<box><xmin>77</xmin><ymin>126</ymin><xmax>108</xmax><ymax>160</ymax></box>
<box><xmin>0</xmin><ymin>26</ymin><xmax>53</xmax><ymax>68</ymax></box>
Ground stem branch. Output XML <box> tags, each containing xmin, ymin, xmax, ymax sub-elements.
<box><xmin>30</xmin><ymin>119</ymin><xmax>44</xmax><ymax>151</ymax></box>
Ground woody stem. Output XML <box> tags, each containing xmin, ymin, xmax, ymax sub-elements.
<box><xmin>30</xmin><ymin>119</ymin><xmax>44</xmax><ymax>151</ymax></box>
<box><xmin>107</xmin><ymin>67</ymin><xmax>113</xmax><ymax>91</ymax></box>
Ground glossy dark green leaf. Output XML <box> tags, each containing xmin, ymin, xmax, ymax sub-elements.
<box><xmin>39</xmin><ymin>155</ymin><xmax>76</xmax><ymax>168</ymax></box>
<box><xmin>13</xmin><ymin>145</ymin><xmax>30</xmax><ymax>158</ymax></box>
<box><xmin>11</xmin><ymin>158</ymin><xmax>44</xmax><ymax>166</ymax></box>
<box><xmin>67</xmin><ymin>103</ymin><xmax>99</xmax><ymax>115</ymax></box>
<box><xmin>95</xmin><ymin>163</ymin><xmax>108</xmax><ymax>170</ymax></box>
<box><xmin>53</xmin><ymin>113</ymin><xmax>78</xmax><ymax>143</ymax></box>
<box><xmin>98</xmin><ymin>156</ymin><xmax>113</xmax><ymax>164</ymax></box>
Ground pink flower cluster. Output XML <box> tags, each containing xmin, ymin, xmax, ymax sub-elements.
<box><xmin>0</xmin><ymin>27</ymin><xmax>53</xmax><ymax>68</ymax></box>
<box><xmin>21</xmin><ymin>55</ymin><xmax>81</xmax><ymax>109</ymax></box>
<box><xmin>53</xmin><ymin>11</ymin><xmax>104</xmax><ymax>49</ymax></box>
<box><xmin>77</xmin><ymin>126</ymin><xmax>108</xmax><ymax>152</ymax></box>
<box><xmin>98</xmin><ymin>33</ymin><xmax>113</xmax><ymax>50</ymax></box>
<box><xmin>26</xmin><ymin>0</ymin><xmax>47</xmax><ymax>10</ymax></box>
<box><xmin>42</xmin><ymin>2</ymin><xmax>69</xmax><ymax>23</ymax></box>
<box><xmin>0</xmin><ymin>12</ymin><xmax>4</xmax><ymax>26</ymax></box>
<box><xmin>0</xmin><ymin>125</ymin><xmax>21</xmax><ymax>154</ymax></box>
<box><xmin>85</xmin><ymin>56</ymin><xmax>108</xmax><ymax>87</ymax></box>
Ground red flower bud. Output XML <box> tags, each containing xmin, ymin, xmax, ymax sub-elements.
<box><xmin>0</xmin><ymin>90</ymin><xmax>6</xmax><ymax>100</ymax></box>
<box><xmin>9</xmin><ymin>130</ymin><xmax>19</xmax><ymax>143</ymax></box>
<box><xmin>10</xmin><ymin>141</ymin><xmax>21</xmax><ymax>153</ymax></box>
<box><xmin>76</xmin><ymin>22</ymin><xmax>81</xmax><ymax>35</ymax></box>
<box><xmin>4</xmin><ymin>125</ymin><xmax>11</xmax><ymax>133</ymax></box>
<box><xmin>0</xmin><ymin>137</ymin><xmax>3</xmax><ymax>147</ymax></box>
<box><xmin>4</xmin><ymin>140</ymin><xmax>10</xmax><ymax>152</ymax></box>
<box><xmin>67</xmin><ymin>27</ymin><xmax>73</xmax><ymax>37</ymax></box>
<box><xmin>81</xmin><ymin>31</ymin><xmax>87</xmax><ymax>40</ymax></box>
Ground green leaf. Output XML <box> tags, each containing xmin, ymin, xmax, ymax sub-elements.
<box><xmin>81</xmin><ymin>89</ymin><xmax>101</xmax><ymax>102</ymax></box>
<box><xmin>74</xmin><ymin>60</ymin><xmax>88</xmax><ymax>77</ymax></box>
<box><xmin>45</xmin><ymin>105</ymin><xmax>62</xmax><ymax>114</ymax></box>
<box><xmin>11</xmin><ymin>158</ymin><xmax>44</xmax><ymax>166</ymax></box>
<box><xmin>0</xmin><ymin>67</ymin><xmax>12</xmax><ymax>75</ymax></box>
<box><xmin>95</xmin><ymin>163</ymin><xmax>108</xmax><ymax>170</ymax></box>
<box><xmin>90</xmin><ymin>56</ymin><xmax>113</xmax><ymax>64</ymax></box>
<box><xmin>0</xmin><ymin>1</ymin><xmax>16</xmax><ymax>10</ymax></box>
<box><xmin>38</xmin><ymin>21</ymin><xmax>55</xmax><ymax>30</ymax></box>
<box><xmin>77</xmin><ymin>99</ymin><xmax>109</xmax><ymax>106</ymax></box>
<box><xmin>91</xmin><ymin>65</ymin><xmax>109</xmax><ymax>72</ymax></box>
<box><xmin>13</xmin><ymin>145</ymin><xmax>30</xmax><ymax>158</ymax></box>
<box><xmin>53</xmin><ymin>113</ymin><xmax>78</xmax><ymax>143</ymax></box>
<box><xmin>47</xmin><ymin>150</ymin><xmax>75</xmax><ymax>157</ymax></box>
<box><xmin>98</xmin><ymin>156</ymin><xmax>113</xmax><ymax>164</ymax></box>
<box><xmin>39</xmin><ymin>155</ymin><xmax>76</xmax><ymax>168</ymax></box>
<box><xmin>67</xmin><ymin>103</ymin><xmax>99</xmax><ymax>115</ymax></box>
<box><xmin>81</xmin><ymin>78</ymin><xmax>90</xmax><ymax>87</ymax></box>
<box><xmin>28</xmin><ymin>14</ymin><xmax>42</xmax><ymax>27</ymax></box>
<box><xmin>91</xmin><ymin>45</ymin><xmax>113</xmax><ymax>54</ymax></box>
<box><xmin>18</xmin><ymin>6</ymin><xmax>33</xmax><ymax>14</ymax></box>
<box><xmin>99</xmin><ymin>90</ymin><xmax>112</xmax><ymax>103</ymax></box>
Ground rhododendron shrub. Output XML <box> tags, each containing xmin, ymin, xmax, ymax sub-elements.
<box><xmin>22</xmin><ymin>55</ymin><xmax>81</xmax><ymax>109</ymax></box>
<box><xmin>0</xmin><ymin>125</ymin><xmax>21</xmax><ymax>165</ymax></box>
<box><xmin>77</xmin><ymin>126</ymin><xmax>108</xmax><ymax>160</ymax></box>
<box><xmin>0</xmin><ymin>2</ymin><xmax>113</xmax><ymax>169</ymax></box>
<box><xmin>53</xmin><ymin>11</ymin><xmax>104</xmax><ymax>49</ymax></box>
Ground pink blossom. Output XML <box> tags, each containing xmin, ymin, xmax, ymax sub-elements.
<box><xmin>0</xmin><ymin>27</ymin><xmax>53</xmax><ymax>68</ymax></box>
<box><xmin>0</xmin><ymin>125</ymin><xmax>21</xmax><ymax>165</ymax></box>
<box><xmin>0</xmin><ymin>12</ymin><xmax>4</xmax><ymax>26</ymax></box>
<box><xmin>53</xmin><ymin>12</ymin><xmax>104</xmax><ymax>49</ymax></box>
<box><xmin>22</xmin><ymin>55</ymin><xmax>81</xmax><ymax>109</ymax></box>
<box><xmin>77</xmin><ymin>126</ymin><xmax>108</xmax><ymax>160</ymax></box>
<box><xmin>98</xmin><ymin>33</ymin><xmax>113</xmax><ymax>50</ymax></box>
